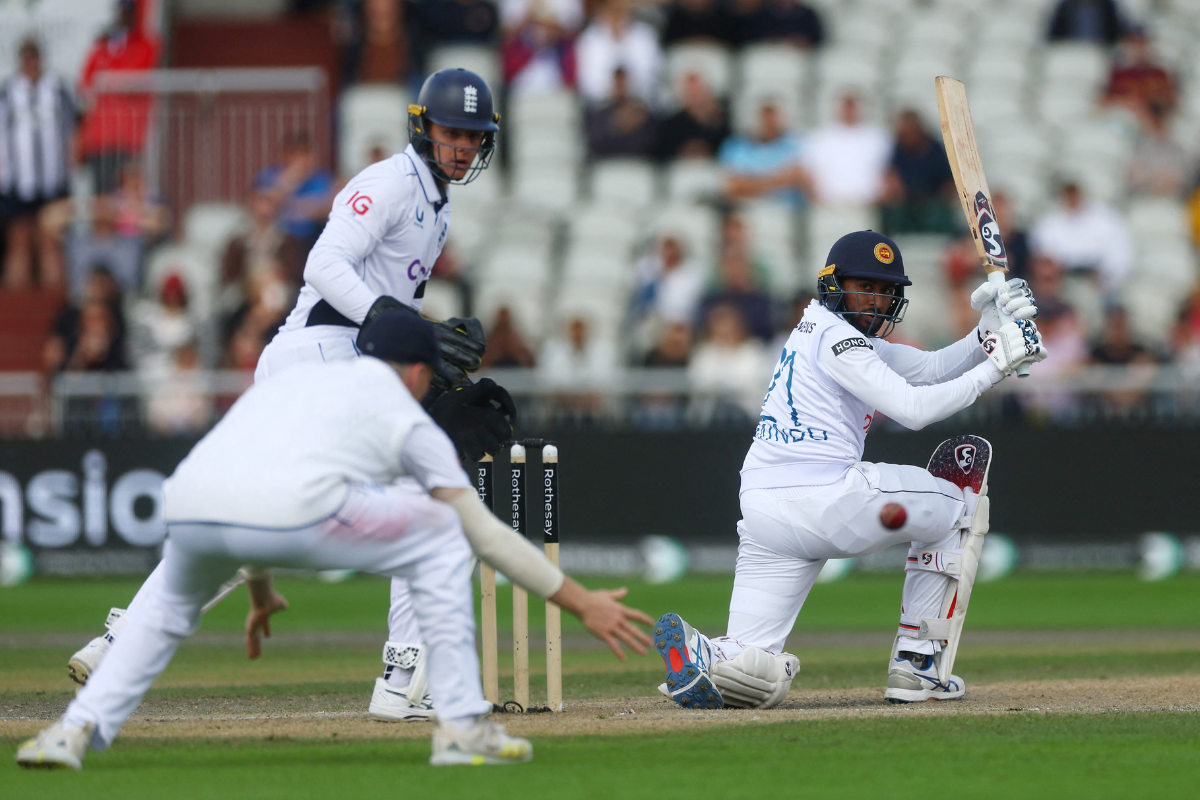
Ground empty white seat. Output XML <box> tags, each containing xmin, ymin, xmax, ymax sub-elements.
<box><xmin>1127</xmin><ymin>197</ymin><xmax>1190</xmax><ymax>242</ymax></box>
<box><xmin>966</xmin><ymin>49</ymin><xmax>1032</xmax><ymax>86</ymax></box>
<box><xmin>743</xmin><ymin>199</ymin><xmax>799</xmax><ymax>294</ymax></box>
<box><xmin>1037</xmin><ymin>84</ymin><xmax>1099</xmax><ymax>128</ymax></box>
<box><xmin>339</xmin><ymin>84</ymin><xmax>410</xmax><ymax>177</ymax></box>
<box><xmin>980</xmin><ymin>125</ymin><xmax>1056</xmax><ymax>169</ymax></box>
<box><xmin>1123</xmin><ymin>282</ymin><xmax>1183</xmax><ymax>346</ymax></box>
<box><xmin>569</xmin><ymin>202</ymin><xmax>642</xmax><ymax>249</ymax></box>
<box><xmin>427</xmin><ymin>45</ymin><xmax>500</xmax><ymax>95</ymax></box>
<box><xmin>183</xmin><ymin>203</ymin><xmax>247</xmax><ymax>257</ymax></box>
<box><xmin>737</xmin><ymin>44</ymin><xmax>811</xmax><ymax>96</ymax></box>
<box><xmin>665</xmin><ymin>42</ymin><xmax>735</xmax><ymax>99</ymax></box>
<box><xmin>665</xmin><ymin>159</ymin><xmax>723</xmax><ymax>202</ymax></box>
<box><xmin>512</xmin><ymin>169</ymin><xmax>579</xmax><ymax>209</ymax></box>
<box><xmin>1062</xmin><ymin>122</ymin><xmax>1131</xmax><ymax>164</ymax></box>
<box><xmin>817</xmin><ymin>46</ymin><xmax>882</xmax><ymax>94</ymax></box>
<box><xmin>1135</xmin><ymin>241</ymin><xmax>1197</xmax><ymax>289</ymax></box>
<box><xmin>829</xmin><ymin>11</ymin><xmax>892</xmax><ymax>50</ymax></box>
<box><xmin>977</xmin><ymin>15</ymin><xmax>1040</xmax><ymax>51</ymax></box>
<box><xmin>590</xmin><ymin>158</ymin><xmax>658</xmax><ymax>206</ymax></box>
<box><xmin>904</xmin><ymin>15</ymin><xmax>969</xmax><ymax>51</ymax></box>
<box><xmin>480</xmin><ymin>244</ymin><xmax>553</xmax><ymax>285</ymax></box>
<box><xmin>1042</xmin><ymin>43</ymin><xmax>1110</xmax><ymax>91</ymax></box>
<box><xmin>508</xmin><ymin>90</ymin><xmax>579</xmax><ymax>127</ymax></box>
<box><xmin>561</xmin><ymin>246</ymin><xmax>634</xmax><ymax>288</ymax></box>
<box><xmin>806</xmin><ymin>205</ymin><xmax>880</xmax><ymax>278</ymax></box>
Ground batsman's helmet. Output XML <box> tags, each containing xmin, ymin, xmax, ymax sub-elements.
<box><xmin>817</xmin><ymin>230</ymin><xmax>911</xmax><ymax>337</ymax></box>
<box><xmin>408</xmin><ymin>68</ymin><xmax>499</xmax><ymax>186</ymax></box>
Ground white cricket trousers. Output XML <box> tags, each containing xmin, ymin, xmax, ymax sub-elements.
<box><xmin>256</xmin><ymin>326</ymin><xmax>423</xmax><ymax>665</ymax></box>
<box><xmin>63</xmin><ymin>482</ymin><xmax>492</xmax><ymax>751</ymax></box>
<box><xmin>727</xmin><ymin>461</ymin><xmax>969</xmax><ymax>656</ymax></box>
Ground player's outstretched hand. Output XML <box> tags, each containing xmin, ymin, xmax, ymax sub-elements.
<box><xmin>429</xmin><ymin>378</ymin><xmax>517</xmax><ymax>461</ymax></box>
<box><xmin>549</xmin><ymin>578</ymin><xmax>654</xmax><ymax>661</ymax></box>
<box><xmin>244</xmin><ymin>583</ymin><xmax>289</xmax><ymax>660</ymax></box>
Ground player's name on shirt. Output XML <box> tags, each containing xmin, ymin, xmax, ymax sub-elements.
<box><xmin>754</xmin><ymin>415</ymin><xmax>830</xmax><ymax>445</ymax></box>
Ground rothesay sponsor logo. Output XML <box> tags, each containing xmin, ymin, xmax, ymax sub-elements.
<box><xmin>831</xmin><ymin>337</ymin><xmax>873</xmax><ymax>356</ymax></box>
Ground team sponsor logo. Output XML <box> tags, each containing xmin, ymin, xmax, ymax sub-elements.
<box><xmin>922</xmin><ymin>552</ymin><xmax>934</xmax><ymax>566</ymax></box>
<box><xmin>955</xmin><ymin>444</ymin><xmax>976</xmax><ymax>474</ymax></box>
<box><xmin>874</xmin><ymin>243</ymin><xmax>894</xmax><ymax>264</ymax></box>
<box><xmin>347</xmin><ymin>191</ymin><xmax>373</xmax><ymax>215</ymax></box>
<box><xmin>982</xmin><ymin>337</ymin><xmax>997</xmax><ymax>354</ymax></box>
<box><xmin>407</xmin><ymin>259</ymin><xmax>430</xmax><ymax>281</ymax></box>
<box><xmin>464</xmin><ymin>85</ymin><xmax>478</xmax><ymax>113</ymax></box>
<box><xmin>796</xmin><ymin>320</ymin><xmax>816</xmax><ymax>334</ymax></box>
<box><xmin>831</xmin><ymin>337</ymin><xmax>873</xmax><ymax>356</ymax></box>
<box><xmin>784</xmin><ymin>661</ymin><xmax>793</xmax><ymax>678</ymax></box>
<box><xmin>973</xmin><ymin>191</ymin><xmax>1008</xmax><ymax>262</ymax></box>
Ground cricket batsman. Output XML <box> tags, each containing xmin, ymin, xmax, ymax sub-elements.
<box><xmin>17</xmin><ymin>312</ymin><xmax>653</xmax><ymax>769</ymax></box>
<box><xmin>652</xmin><ymin>230</ymin><xmax>1045</xmax><ymax>710</ymax></box>
<box><xmin>65</xmin><ymin>69</ymin><xmax>514</xmax><ymax>721</ymax></box>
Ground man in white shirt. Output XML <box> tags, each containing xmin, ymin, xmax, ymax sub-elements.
<box><xmin>1029</xmin><ymin>181</ymin><xmax>1135</xmax><ymax>291</ymax></box>
<box><xmin>649</xmin><ymin>231</ymin><xmax>1046</xmax><ymax>710</ymax></box>
<box><xmin>576</xmin><ymin>0</ymin><xmax>663</xmax><ymax>106</ymax></box>
<box><xmin>801</xmin><ymin>92</ymin><xmax>893</xmax><ymax>206</ymax></box>
<box><xmin>65</xmin><ymin>69</ymin><xmax>517</xmax><ymax>723</ymax></box>
<box><xmin>17</xmin><ymin>312</ymin><xmax>653</xmax><ymax>770</ymax></box>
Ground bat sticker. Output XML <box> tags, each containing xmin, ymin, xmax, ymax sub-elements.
<box><xmin>973</xmin><ymin>192</ymin><xmax>1008</xmax><ymax>263</ymax></box>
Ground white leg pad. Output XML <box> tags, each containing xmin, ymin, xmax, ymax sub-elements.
<box><xmin>905</xmin><ymin>492</ymin><xmax>990</xmax><ymax>683</ymax></box>
<box><xmin>710</xmin><ymin>647</ymin><xmax>800</xmax><ymax>710</ymax></box>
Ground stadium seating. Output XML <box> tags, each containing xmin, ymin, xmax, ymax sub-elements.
<box><xmin>590</xmin><ymin>159</ymin><xmax>659</xmax><ymax>206</ymax></box>
<box><xmin>339</xmin><ymin>85</ymin><xmax>410</xmax><ymax>177</ymax></box>
<box><xmin>664</xmin><ymin>42</ymin><xmax>734</xmax><ymax>101</ymax></box>
<box><xmin>427</xmin><ymin>45</ymin><xmax>500</xmax><ymax>95</ymax></box>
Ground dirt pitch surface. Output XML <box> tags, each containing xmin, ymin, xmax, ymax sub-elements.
<box><xmin>4</xmin><ymin>675</ymin><xmax>1198</xmax><ymax>742</ymax></box>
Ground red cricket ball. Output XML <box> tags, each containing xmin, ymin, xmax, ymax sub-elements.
<box><xmin>880</xmin><ymin>503</ymin><xmax>907</xmax><ymax>529</ymax></box>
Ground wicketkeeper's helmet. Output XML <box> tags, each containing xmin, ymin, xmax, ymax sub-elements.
<box><xmin>817</xmin><ymin>230</ymin><xmax>912</xmax><ymax>338</ymax></box>
<box><xmin>408</xmin><ymin>68</ymin><xmax>499</xmax><ymax>186</ymax></box>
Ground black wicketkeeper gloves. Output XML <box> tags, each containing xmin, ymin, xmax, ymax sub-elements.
<box><xmin>357</xmin><ymin>296</ymin><xmax>487</xmax><ymax>390</ymax></box>
<box><xmin>428</xmin><ymin>378</ymin><xmax>517</xmax><ymax>461</ymax></box>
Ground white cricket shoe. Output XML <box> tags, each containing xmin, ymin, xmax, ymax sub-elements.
<box><xmin>430</xmin><ymin>719</ymin><xmax>532</xmax><ymax>765</ymax></box>
<box><xmin>884</xmin><ymin>651</ymin><xmax>966</xmax><ymax>703</ymax></box>
<box><xmin>368</xmin><ymin>676</ymin><xmax>433</xmax><ymax>721</ymax></box>
<box><xmin>67</xmin><ymin>608</ymin><xmax>126</xmax><ymax>687</ymax></box>
<box><xmin>67</xmin><ymin>636</ymin><xmax>111</xmax><ymax>687</ymax></box>
<box><xmin>15</xmin><ymin>721</ymin><xmax>94</xmax><ymax>770</ymax></box>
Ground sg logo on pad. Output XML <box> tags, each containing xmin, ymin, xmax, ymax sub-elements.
<box><xmin>955</xmin><ymin>444</ymin><xmax>976</xmax><ymax>474</ymax></box>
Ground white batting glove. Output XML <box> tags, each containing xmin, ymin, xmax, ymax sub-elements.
<box><xmin>981</xmin><ymin>320</ymin><xmax>1048</xmax><ymax>376</ymax></box>
<box><xmin>972</xmin><ymin>277</ymin><xmax>1039</xmax><ymax>341</ymax></box>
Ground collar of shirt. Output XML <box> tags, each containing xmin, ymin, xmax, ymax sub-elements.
<box><xmin>401</xmin><ymin>144</ymin><xmax>446</xmax><ymax>208</ymax></box>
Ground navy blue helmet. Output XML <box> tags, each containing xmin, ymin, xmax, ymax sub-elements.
<box><xmin>817</xmin><ymin>231</ymin><xmax>911</xmax><ymax>337</ymax></box>
<box><xmin>407</xmin><ymin>69</ymin><xmax>499</xmax><ymax>186</ymax></box>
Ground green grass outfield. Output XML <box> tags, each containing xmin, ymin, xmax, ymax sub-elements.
<box><xmin>3</xmin><ymin>572</ymin><xmax>1199</xmax><ymax>798</ymax></box>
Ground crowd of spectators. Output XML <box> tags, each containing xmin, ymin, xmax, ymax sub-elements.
<box><xmin>5</xmin><ymin>0</ymin><xmax>1200</xmax><ymax>433</ymax></box>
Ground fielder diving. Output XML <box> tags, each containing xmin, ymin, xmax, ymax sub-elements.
<box><xmin>654</xmin><ymin>230</ymin><xmax>1045</xmax><ymax>710</ymax></box>
<box><xmin>17</xmin><ymin>312</ymin><xmax>653</xmax><ymax>769</ymax></box>
<box><xmin>64</xmin><ymin>68</ymin><xmax>515</xmax><ymax>722</ymax></box>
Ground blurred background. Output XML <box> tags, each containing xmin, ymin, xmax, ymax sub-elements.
<box><xmin>0</xmin><ymin>0</ymin><xmax>1198</xmax><ymax>585</ymax></box>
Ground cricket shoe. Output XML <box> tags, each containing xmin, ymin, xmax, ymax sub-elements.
<box><xmin>15</xmin><ymin>721</ymin><xmax>94</xmax><ymax>770</ymax></box>
<box><xmin>654</xmin><ymin>612</ymin><xmax>723</xmax><ymax>710</ymax></box>
<box><xmin>884</xmin><ymin>651</ymin><xmax>965</xmax><ymax>703</ymax></box>
<box><xmin>430</xmin><ymin>719</ymin><xmax>532</xmax><ymax>765</ymax></box>
<box><xmin>368</xmin><ymin>676</ymin><xmax>434</xmax><ymax>721</ymax></box>
<box><xmin>67</xmin><ymin>607</ymin><xmax>127</xmax><ymax>687</ymax></box>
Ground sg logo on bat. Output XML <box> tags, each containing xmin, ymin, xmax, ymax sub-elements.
<box><xmin>973</xmin><ymin>191</ymin><xmax>1007</xmax><ymax>263</ymax></box>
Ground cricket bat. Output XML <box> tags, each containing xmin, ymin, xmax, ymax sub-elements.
<box><xmin>935</xmin><ymin>76</ymin><xmax>1031</xmax><ymax>378</ymax></box>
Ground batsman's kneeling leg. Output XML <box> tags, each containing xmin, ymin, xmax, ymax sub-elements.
<box><xmin>711</xmin><ymin>647</ymin><xmax>800</xmax><ymax>709</ymax></box>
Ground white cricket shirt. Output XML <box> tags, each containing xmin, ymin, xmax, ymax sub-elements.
<box><xmin>279</xmin><ymin>144</ymin><xmax>452</xmax><ymax>333</ymax></box>
<box><xmin>740</xmin><ymin>301</ymin><xmax>1000</xmax><ymax>492</ymax></box>
<box><xmin>163</xmin><ymin>358</ymin><xmax>470</xmax><ymax>528</ymax></box>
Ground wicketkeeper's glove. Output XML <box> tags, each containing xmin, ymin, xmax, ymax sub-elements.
<box><xmin>428</xmin><ymin>378</ymin><xmax>517</xmax><ymax>461</ymax></box>
<box><xmin>357</xmin><ymin>296</ymin><xmax>487</xmax><ymax>390</ymax></box>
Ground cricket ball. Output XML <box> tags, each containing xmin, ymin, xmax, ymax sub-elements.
<box><xmin>880</xmin><ymin>503</ymin><xmax>907</xmax><ymax>529</ymax></box>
